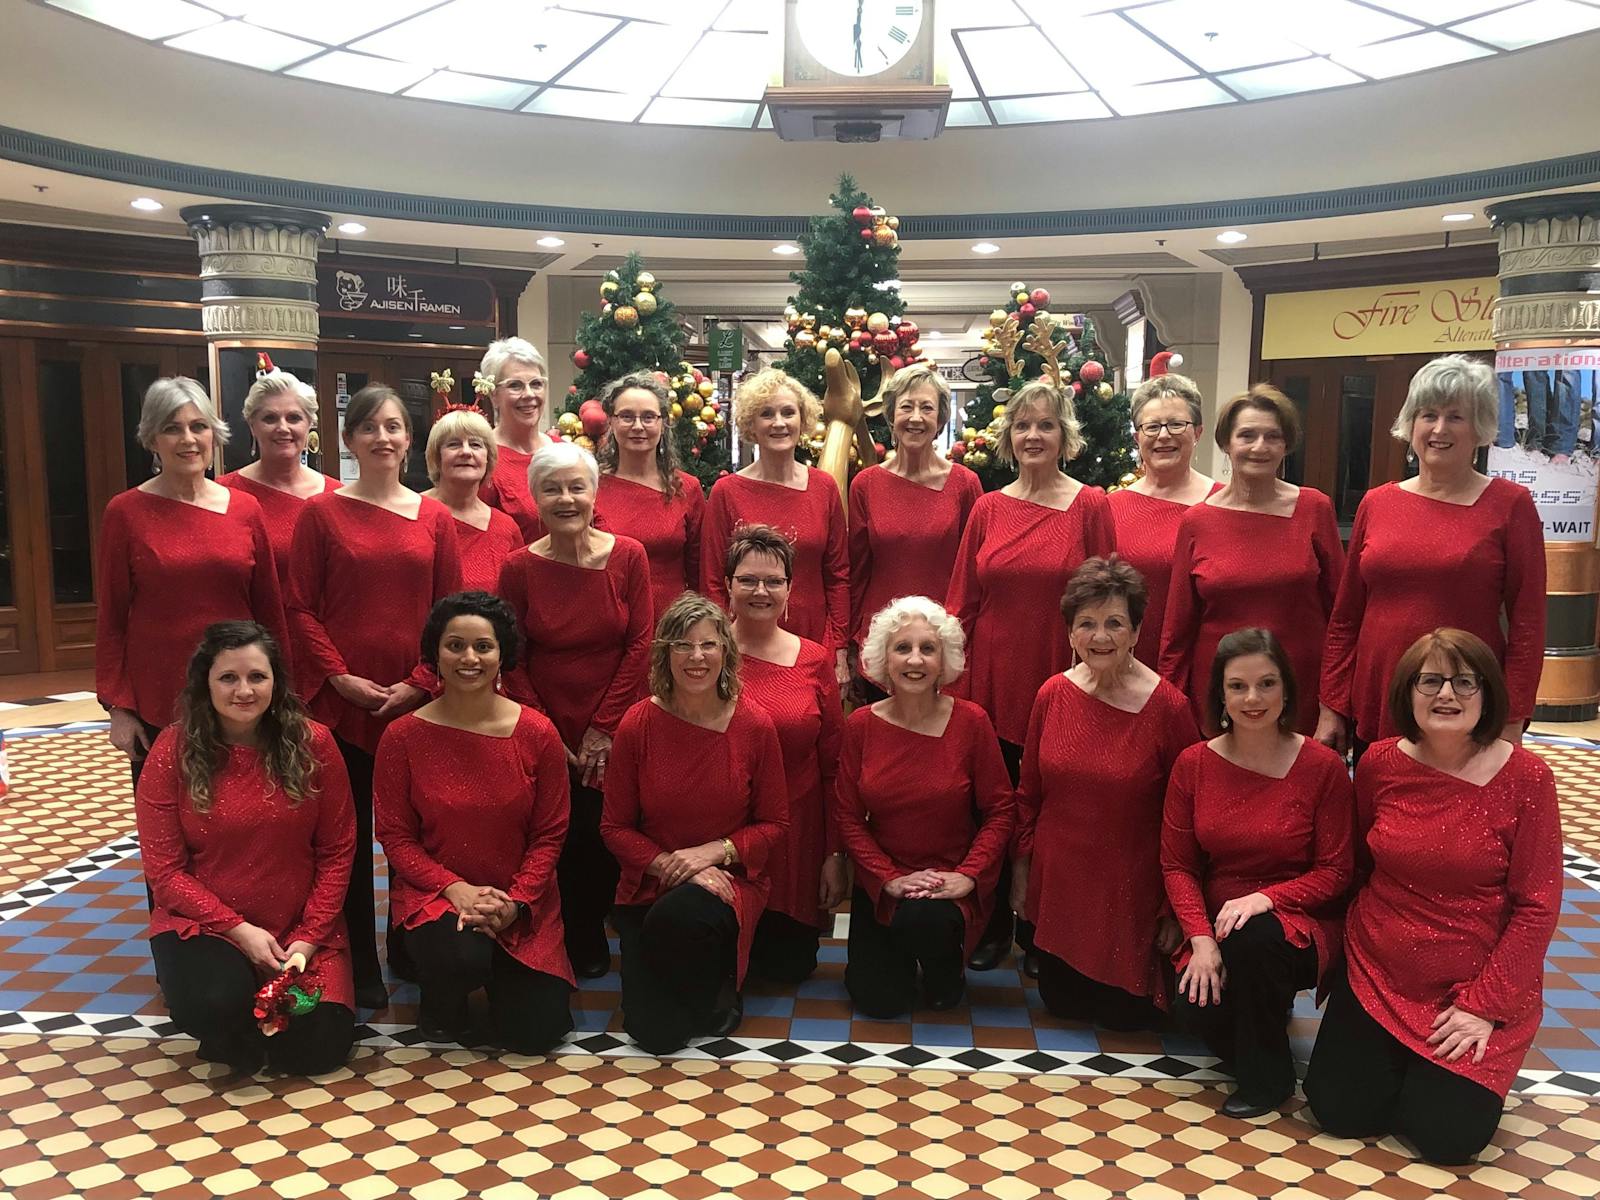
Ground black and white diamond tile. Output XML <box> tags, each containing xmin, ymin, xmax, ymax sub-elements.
<box><xmin>0</xmin><ymin>834</ymin><xmax>140</xmax><ymax>920</ymax></box>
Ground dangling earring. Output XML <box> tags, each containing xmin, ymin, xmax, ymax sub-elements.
<box><xmin>1220</xmin><ymin>713</ymin><xmax>1231</xmax><ymax>731</ymax></box>
<box><xmin>150</xmin><ymin>453</ymin><xmax>162</xmax><ymax>475</ymax></box>
<box><xmin>1406</xmin><ymin>447</ymin><xmax>1417</xmax><ymax>465</ymax></box>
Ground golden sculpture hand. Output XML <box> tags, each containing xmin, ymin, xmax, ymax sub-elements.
<box><xmin>819</xmin><ymin>347</ymin><xmax>879</xmax><ymax>513</ymax></box>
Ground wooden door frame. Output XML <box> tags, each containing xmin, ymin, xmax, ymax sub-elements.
<box><xmin>0</xmin><ymin>340</ymin><xmax>41</xmax><ymax>673</ymax></box>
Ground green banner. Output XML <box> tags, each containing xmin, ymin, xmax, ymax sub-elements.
<box><xmin>708</xmin><ymin>326</ymin><xmax>741</xmax><ymax>373</ymax></box>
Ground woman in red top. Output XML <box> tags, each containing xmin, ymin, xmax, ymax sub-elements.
<box><xmin>422</xmin><ymin>408</ymin><xmax>523</xmax><ymax>593</ymax></box>
<box><xmin>498</xmin><ymin>441</ymin><xmax>653</xmax><ymax>979</ymax></box>
<box><xmin>97</xmin><ymin>377</ymin><xmax>289</xmax><ymax>788</ymax></box>
<box><xmin>1321</xmin><ymin>357</ymin><xmax>1544</xmax><ymax>755</ymax></box>
<box><xmin>836</xmin><ymin>597</ymin><xmax>1014</xmax><ymax>1018</ymax></box>
<box><xmin>596</xmin><ymin>372</ymin><xmax>706</xmax><ymax>620</ymax></box>
<box><xmin>848</xmin><ymin>365</ymin><xmax>982</xmax><ymax>695</ymax></box>
<box><xmin>1012</xmin><ymin>556</ymin><xmax>1197</xmax><ymax>1027</ymax></box>
<box><xmin>375</xmin><ymin>593</ymin><xmax>574</xmax><ymax>1053</ymax></box>
<box><xmin>1107</xmin><ymin>373</ymin><xmax>1218</xmax><ymax>667</ymax></box>
<box><xmin>702</xmin><ymin>369</ymin><xmax>849</xmax><ymax>681</ymax></box>
<box><xmin>218</xmin><ymin>367</ymin><xmax>340</xmax><ymax>588</ymax></box>
<box><xmin>1305</xmin><ymin>630</ymin><xmax>1561</xmax><ymax>1164</ymax></box>
<box><xmin>288</xmin><ymin>384</ymin><xmax>464</xmax><ymax>1007</ymax></box>
<box><xmin>726</xmin><ymin>526</ymin><xmax>847</xmax><ymax>983</ymax></box>
<box><xmin>478</xmin><ymin>337</ymin><xmax>549</xmax><ymax>541</ymax></box>
<box><xmin>1163</xmin><ymin>627</ymin><xmax>1353</xmax><ymax>1117</ymax></box>
<box><xmin>1160</xmin><ymin>385</ymin><xmax>1345</xmax><ymax>739</ymax></box>
<box><xmin>137</xmin><ymin>621</ymin><xmax>355</xmax><ymax>1076</ymax></box>
<box><xmin>601</xmin><ymin>594</ymin><xmax>788</xmax><ymax>1054</ymax></box>
<box><xmin>948</xmin><ymin>377</ymin><xmax>1116</xmax><ymax>971</ymax></box>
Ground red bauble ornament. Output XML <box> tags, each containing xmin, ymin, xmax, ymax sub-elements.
<box><xmin>579</xmin><ymin>399</ymin><xmax>607</xmax><ymax>438</ymax></box>
<box><xmin>873</xmin><ymin>330</ymin><xmax>899</xmax><ymax>355</ymax></box>
<box><xmin>1030</xmin><ymin>288</ymin><xmax>1050</xmax><ymax>307</ymax></box>
<box><xmin>546</xmin><ymin>429</ymin><xmax>564</xmax><ymax>444</ymax></box>
<box><xmin>973</xmin><ymin>435</ymin><xmax>988</xmax><ymax>449</ymax></box>
<box><xmin>889</xmin><ymin>355</ymin><xmax>905</xmax><ymax>370</ymax></box>
<box><xmin>978</xmin><ymin>355</ymin><xmax>990</xmax><ymax>367</ymax></box>
<box><xmin>572</xmin><ymin>348</ymin><xmax>590</xmax><ymax>369</ymax></box>
<box><xmin>691</xmin><ymin>446</ymin><xmax>702</xmax><ymax>457</ymax></box>
<box><xmin>692</xmin><ymin>369</ymin><xmax>705</xmax><ymax>384</ymax></box>
<box><xmin>860</xmin><ymin>228</ymin><xmax>874</xmax><ymax>240</ymax></box>
<box><xmin>852</xmin><ymin>205</ymin><xmax>873</xmax><ymax>225</ymax></box>
<box><xmin>1078</xmin><ymin>360</ymin><xmax>1105</xmax><ymax>386</ymax></box>
<box><xmin>1072</xmin><ymin>381</ymin><xmax>1083</xmax><ymax>395</ymax></box>
<box><xmin>874</xmin><ymin>442</ymin><xmax>886</xmax><ymax>458</ymax></box>
<box><xmin>951</xmin><ymin>441</ymin><xmax>966</xmax><ymax>459</ymax></box>
<box><xmin>895</xmin><ymin>319</ymin><xmax>918</xmax><ymax>346</ymax></box>
<box><xmin>1019</xmin><ymin>303</ymin><xmax>1036</xmax><ymax>317</ymax></box>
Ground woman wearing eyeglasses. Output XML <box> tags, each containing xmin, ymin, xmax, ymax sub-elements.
<box><xmin>1159</xmin><ymin>385</ymin><xmax>1345</xmax><ymax>738</ymax></box>
<box><xmin>479</xmin><ymin>338</ymin><xmax>550</xmax><ymax>541</ymax></box>
<box><xmin>1304</xmin><ymin>629</ymin><xmax>1560</xmax><ymax>1165</ymax></box>
<box><xmin>595</xmin><ymin>373</ymin><xmax>706</xmax><ymax>621</ymax></box>
<box><xmin>1108</xmin><ymin>373</ymin><xmax>1218</xmax><ymax>668</ymax></box>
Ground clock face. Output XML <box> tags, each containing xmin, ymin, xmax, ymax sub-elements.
<box><xmin>795</xmin><ymin>0</ymin><xmax>926</xmax><ymax>79</ymax></box>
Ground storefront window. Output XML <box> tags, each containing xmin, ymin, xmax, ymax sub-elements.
<box><xmin>121</xmin><ymin>362</ymin><xmax>160</xmax><ymax>488</ymax></box>
<box><xmin>1336</xmin><ymin>373</ymin><xmax>1376</xmax><ymax>523</ymax></box>
<box><xmin>38</xmin><ymin>358</ymin><xmax>94</xmax><ymax>604</ymax></box>
<box><xmin>1277</xmin><ymin>375</ymin><xmax>1310</xmax><ymax>486</ymax></box>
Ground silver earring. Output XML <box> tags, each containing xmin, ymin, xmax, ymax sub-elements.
<box><xmin>1220</xmin><ymin>713</ymin><xmax>1231</xmax><ymax>730</ymax></box>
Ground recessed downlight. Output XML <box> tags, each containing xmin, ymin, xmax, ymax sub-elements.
<box><xmin>971</xmin><ymin>242</ymin><xmax>1000</xmax><ymax>254</ymax></box>
<box><xmin>1216</xmin><ymin>230</ymin><xmax>1248</xmax><ymax>244</ymax></box>
<box><xmin>337</xmin><ymin>221</ymin><xmax>367</xmax><ymax>235</ymax></box>
<box><xmin>130</xmin><ymin>197</ymin><xmax>163</xmax><ymax>212</ymax></box>
<box><xmin>536</xmin><ymin>236</ymin><xmax>565</xmax><ymax>248</ymax></box>
<box><xmin>1442</xmin><ymin>213</ymin><xmax>1474</xmax><ymax>223</ymax></box>
<box><xmin>772</xmin><ymin>243</ymin><xmax>801</xmax><ymax>255</ymax></box>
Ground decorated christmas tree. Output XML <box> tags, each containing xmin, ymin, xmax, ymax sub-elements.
<box><xmin>552</xmin><ymin>252</ymin><xmax>731</xmax><ymax>491</ymax></box>
<box><xmin>776</xmin><ymin>174</ymin><xmax>924</xmax><ymax>465</ymax></box>
<box><xmin>957</xmin><ymin>282</ymin><xmax>1135</xmax><ymax>491</ymax></box>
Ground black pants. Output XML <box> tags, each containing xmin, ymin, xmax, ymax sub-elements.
<box><xmin>1172</xmin><ymin>913</ymin><xmax>1316</xmax><ymax>1105</ymax></box>
<box><xmin>748</xmin><ymin>910</ymin><xmax>822</xmax><ymax>984</ymax></box>
<box><xmin>151</xmin><ymin>932</ymin><xmax>354</xmax><ymax>1075</ymax></box>
<box><xmin>844</xmin><ymin>885</ymin><xmax>965</xmax><ymax>1019</ymax></box>
<box><xmin>1304</xmin><ymin>970</ymin><xmax>1504</xmax><ymax>1165</ymax></box>
<box><xmin>560</xmin><ymin>774</ymin><xmax>619</xmax><ymax>967</ymax></box>
<box><xmin>129</xmin><ymin>718</ymin><xmax>163</xmax><ymax>910</ymax></box>
<box><xmin>974</xmin><ymin>739</ymin><xmax>1032</xmax><ymax>959</ymax></box>
<box><xmin>1036</xmin><ymin>948</ymin><xmax>1165</xmax><ymax>1032</ymax></box>
<box><xmin>614</xmin><ymin>885</ymin><xmax>738</xmax><ymax>1055</ymax></box>
<box><xmin>406</xmin><ymin>914</ymin><xmax>573</xmax><ymax>1055</ymax></box>
<box><xmin>335</xmin><ymin>738</ymin><xmax>385</xmax><ymax>1001</ymax></box>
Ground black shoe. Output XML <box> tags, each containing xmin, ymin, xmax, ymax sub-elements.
<box><xmin>967</xmin><ymin>939</ymin><xmax>1011</xmax><ymax>972</ymax></box>
<box><xmin>1221</xmin><ymin>1090</ymin><xmax>1289</xmax><ymax>1119</ymax></box>
<box><xmin>926</xmin><ymin>980</ymin><xmax>966</xmax><ymax>1012</ymax></box>
<box><xmin>355</xmin><ymin>981</ymin><xmax>390</xmax><ymax>1011</ymax></box>
<box><xmin>571</xmin><ymin>947</ymin><xmax>612</xmax><ymax>979</ymax></box>
<box><xmin>1022</xmin><ymin>949</ymin><xmax>1041</xmax><ymax>980</ymax></box>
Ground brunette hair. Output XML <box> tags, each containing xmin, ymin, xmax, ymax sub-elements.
<box><xmin>723</xmin><ymin>524</ymin><xmax>795</xmax><ymax>582</ymax></box>
<box><xmin>598</xmin><ymin>372</ymin><xmax>683</xmax><ymax>498</ymax></box>
<box><xmin>176</xmin><ymin>622</ymin><xmax>318</xmax><ymax>814</ymax></box>
<box><xmin>341</xmin><ymin>383</ymin><xmax>411</xmax><ymax>446</ymax></box>
<box><xmin>1208</xmin><ymin>627</ymin><xmax>1298</xmax><ymax>735</ymax></box>
<box><xmin>1215</xmin><ymin>383</ymin><xmax>1301</xmax><ymax>453</ymax></box>
<box><xmin>1061</xmin><ymin>554</ymin><xmax>1148</xmax><ymax>630</ymax></box>
<box><xmin>650</xmin><ymin>593</ymin><xmax>741</xmax><ymax>704</ymax></box>
<box><xmin>420</xmin><ymin>592</ymin><xmax>523</xmax><ymax>671</ymax></box>
<box><xmin>1387</xmin><ymin>628</ymin><xmax>1508</xmax><ymax>747</ymax></box>
<box><xmin>881</xmin><ymin>363</ymin><xmax>953</xmax><ymax>431</ymax></box>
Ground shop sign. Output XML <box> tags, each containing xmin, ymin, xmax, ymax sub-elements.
<box><xmin>1488</xmin><ymin>346</ymin><xmax>1600</xmax><ymax>542</ymax></box>
<box><xmin>1261</xmin><ymin>277</ymin><xmax>1497</xmax><ymax>359</ymax></box>
<box><xmin>319</xmin><ymin>266</ymin><xmax>494</xmax><ymax>322</ymax></box>
<box><xmin>707</xmin><ymin>326</ymin><xmax>742</xmax><ymax>372</ymax></box>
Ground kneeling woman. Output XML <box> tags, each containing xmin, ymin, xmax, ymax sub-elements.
<box><xmin>374</xmin><ymin>592</ymin><xmax>574</xmax><ymax>1053</ymax></box>
<box><xmin>835</xmin><ymin>598</ymin><xmax>1014</xmax><ymax>1018</ymax></box>
<box><xmin>1304</xmin><ymin>629</ymin><xmax>1560</xmax><ymax>1164</ymax></box>
<box><xmin>137</xmin><ymin>621</ymin><xmax>356</xmax><ymax>1075</ymax></box>
<box><xmin>601</xmin><ymin>594</ymin><xmax>788</xmax><ymax>1054</ymax></box>
<box><xmin>1162</xmin><ymin>628</ymin><xmax>1353</xmax><ymax>1118</ymax></box>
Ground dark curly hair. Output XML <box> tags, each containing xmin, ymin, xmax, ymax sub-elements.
<box><xmin>421</xmin><ymin>591</ymin><xmax>524</xmax><ymax>671</ymax></box>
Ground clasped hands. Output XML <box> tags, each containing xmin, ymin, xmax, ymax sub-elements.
<box><xmin>225</xmin><ymin>921</ymin><xmax>317</xmax><ymax>979</ymax></box>
<box><xmin>443</xmin><ymin>880</ymin><xmax>520</xmax><ymax>935</ymax></box>
<box><xmin>884</xmin><ymin>870</ymin><xmax>974</xmax><ymax>901</ymax></box>
<box><xmin>331</xmin><ymin>673</ymin><xmax>428</xmax><ymax>719</ymax></box>
<box><xmin>652</xmin><ymin>842</ymin><xmax>737</xmax><ymax>904</ymax></box>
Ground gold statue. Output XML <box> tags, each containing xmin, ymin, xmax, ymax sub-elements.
<box><xmin>818</xmin><ymin>348</ymin><xmax>884</xmax><ymax>513</ymax></box>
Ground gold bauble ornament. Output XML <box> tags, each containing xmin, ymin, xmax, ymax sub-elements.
<box><xmin>844</xmin><ymin>306</ymin><xmax>868</xmax><ymax>330</ymax></box>
<box><xmin>966</xmin><ymin>449</ymin><xmax>991</xmax><ymax>470</ymax></box>
<box><xmin>813</xmin><ymin>421</ymin><xmax>827</xmax><ymax>437</ymax></box>
<box><xmin>988</xmin><ymin>310</ymin><xmax>1007</xmax><ymax>327</ymax></box>
<box><xmin>679</xmin><ymin>360</ymin><xmax>694</xmax><ymax>374</ymax></box>
<box><xmin>794</xmin><ymin>330</ymin><xmax>816</xmax><ymax>349</ymax></box>
<box><xmin>993</xmin><ymin>403</ymin><xmax>1007</xmax><ymax>419</ymax></box>
<box><xmin>575</xmin><ymin>434</ymin><xmax>595</xmax><ymax>452</ymax></box>
<box><xmin>1119</xmin><ymin>472</ymin><xmax>1138</xmax><ymax>487</ymax></box>
<box><xmin>817</xmin><ymin>324</ymin><xmax>832</xmax><ymax>341</ymax></box>
<box><xmin>962</xmin><ymin>426</ymin><xmax>979</xmax><ymax>442</ymax></box>
<box><xmin>887</xmin><ymin>215</ymin><xmax>899</xmax><ymax>230</ymax></box>
<box><xmin>783</xmin><ymin>305</ymin><xmax>798</xmax><ymax>324</ymax></box>
<box><xmin>635</xmin><ymin>271</ymin><xmax>656</xmax><ymax>291</ymax></box>
<box><xmin>870</xmin><ymin>206</ymin><xmax>886</xmax><ymax>221</ymax></box>
<box><xmin>867</xmin><ymin>311</ymin><xmax>889</xmax><ymax>333</ymax></box>
<box><xmin>1098</xmin><ymin>382</ymin><xmax>1114</xmax><ymax>400</ymax></box>
<box><xmin>697</xmin><ymin>379</ymin><xmax>715</xmax><ymax>399</ymax></box>
<box><xmin>800</xmin><ymin>312</ymin><xmax>817</xmax><ymax>331</ymax></box>
<box><xmin>670</xmin><ymin>402</ymin><xmax>683</xmax><ymax>419</ymax></box>
<box><xmin>558</xmin><ymin>411</ymin><xmax>582</xmax><ymax>433</ymax></box>
<box><xmin>614</xmin><ymin>304</ymin><xmax>639</xmax><ymax>328</ymax></box>
<box><xmin>873</xmin><ymin>226</ymin><xmax>897</xmax><ymax>247</ymax></box>
<box><xmin>634</xmin><ymin>291</ymin><xmax>658</xmax><ymax>317</ymax></box>
<box><xmin>1015</xmin><ymin>292</ymin><xmax>1029</xmax><ymax>305</ymax></box>
<box><xmin>700</xmin><ymin>405</ymin><xmax>716</xmax><ymax>422</ymax></box>
<box><xmin>600</xmin><ymin>280</ymin><xmax>619</xmax><ymax>300</ymax></box>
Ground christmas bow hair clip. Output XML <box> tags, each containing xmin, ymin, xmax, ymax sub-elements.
<box><xmin>252</xmin><ymin>950</ymin><xmax>324</xmax><ymax>1037</ymax></box>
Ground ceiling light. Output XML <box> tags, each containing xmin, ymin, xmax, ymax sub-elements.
<box><xmin>874</xmin><ymin>279</ymin><xmax>901</xmax><ymax>291</ymax></box>
<box><xmin>971</xmin><ymin>242</ymin><xmax>1000</xmax><ymax>254</ymax></box>
<box><xmin>772</xmin><ymin>243</ymin><xmax>801</xmax><ymax>255</ymax></box>
<box><xmin>1216</xmin><ymin>230</ymin><xmax>1248</xmax><ymax>244</ymax></box>
<box><xmin>130</xmin><ymin>197</ymin><xmax>163</xmax><ymax>212</ymax></box>
<box><xmin>337</xmin><ymin>221</ymin><xmax>367</xmax><ymax>234</ymax></box>
<box><xmin>536</xmin><ymin>236</ymin><xmax>565</xmax><ymax>248</ymax></box>
<box><xmin>925</xmin><ymin>330</ymin><xmax>942</xmax><ymax>339</ymax></box>
<box><xmin>448</xmin><ymin>325</ymin><xmax>466</xmax><ymax>331</ymax></box>
<box><xmin>1442</xmin><ymin>212</ymin><xmax>1474</xmax><ymax>223</ymax></box>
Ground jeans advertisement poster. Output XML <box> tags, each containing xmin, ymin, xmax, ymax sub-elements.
<box><xmin>1489</xmin><ymin>346</ymin><xmax>1600</xmax><ymax>542</ymax></box>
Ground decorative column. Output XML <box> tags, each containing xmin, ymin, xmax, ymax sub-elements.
<box><xmin>1486</xmin><ymin>192</ymin><xmax>1600</xmax><ymax>721</ymax></box>
<box><xmin>181</xmin><ymin>204</ymin><xmax>331</xmax><ymax>473</ymax></box>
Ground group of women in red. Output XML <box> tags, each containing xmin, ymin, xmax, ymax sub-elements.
<box><xmin>105</xmin><ymin>344</ymin><xmax>1558</xmax><ymax>1164</ymax></box>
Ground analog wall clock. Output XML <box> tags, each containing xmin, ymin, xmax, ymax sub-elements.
<box><xmin>794</xmin><ymin>0</ymin><xmax>927</xmax><ymax>80</ymax></box>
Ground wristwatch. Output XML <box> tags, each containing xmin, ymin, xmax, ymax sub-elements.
<box><xmin>514</xmin><ymin>900</ymin><xmax>531</xmax><ymax>923</ymax></box>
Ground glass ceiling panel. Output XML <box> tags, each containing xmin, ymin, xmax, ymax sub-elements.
<box><xmin>50</xmin><ymin>0</ymin><xmax>218</xmax><ymax>40</ymax></box>
<box><xmin>1453</xmin><ymin>0</ymin><xmax>1600</xmax><ymax>50</ymax></box>
<box><xmin>1367</xmin><ymin>1</ymin><xmax>1514</xmax><ymax>21</ymax></box>
<box><xmin>523</xmin><ymin>86</ymin><xmax>648</xmax><ymax>122</ymax></box>
<box><xmin>349</xmin><ymin>2</ymin><xmax>619</xmax><ymax>82</ymax></box>
<box><xmin>1126</xmin><ymin>0</ymin><xmax>1314</xmax><ymax>72</ymax></box>
<box><xmin>1036</xmin><ymin>11</ymin><xmax>1194</xmax><ymax>89</ymax></box>
<box><xmin>232</xmin><ymin>0</ymin><xmax>440</xmax><ymax>44</ymax></box>
<box><xmin>1219</xmin><ymin>56</ymin><xmax>1366</xmax><ymax>100</ymax></box>
<box><xmin>1331</xmin><ymin>29</ymin><xmax>1493</xmax><ymax>76</ymax></box>
<box><xmin>286</xmin><ymin>50</ymin><xmax>433</xmax><ymax>93</ymax></box>
<box><xmin>559</xmin><ymin>21</ymin><xmax>703</xmax><ymax>93</ymax></box>
<box><xmin>1101</xmin><ymin>76</ymin><xmax>1234</xmax><ymax>116</ymax></box>
<box><xmin>165</xmin><ymin>19</ymin><xmax>321</xmax><ymax>69</ymax></box>
<box><xmin>959</xmin><ymin>26</ymin><xmax>1088</xmax><ymax>96</ymax></box>
<box><xmin>405</xmin><ymin>70</ymin><xmax>536</xmax><ymax>110</ymax></box>
<box><xmin>660</xmin><ymin>32</ymin><xmax>771</xmax><ymax>101</ymax></box>
<box><xmin>641</xmin><ymin>98</ymin><xmax>759</xmax><ymax>128</ymax></box>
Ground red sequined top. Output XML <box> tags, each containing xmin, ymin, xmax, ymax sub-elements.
<box><xmin>948</xmin><ymin>488</ymin><xmax>1117</xmax><ymax>745</ymax></box>
<box><xmin>1321</xmin><ymin>480</ymin><xmax>1546</xmax><ymax>743</ymax></box>
<box><xmin>218</xmin><ymin>470</ymin><xmax>341</xmax><ymax>589</ymax></box>
<box><xmin>1016</xmin><ymin>674</ymin><xmax>1198</xmax><ymax>1004</ymax></box>
<box><xmin>601</xmin><ymin>697</ymin><xmax>789</xmax><ymax>984</ymax></box>
<box><xmin>481</xmin><ymin>444</ymin><xmax>541</xmax><ymax>541</ymax></box>
<box><xmin>847</xmin><ymin>463</ymin><xmax>983</xmax><ymax>646</ymax></box>
<box><xmin>1107</xmin><ymin>483</ymin><xmax>1223</xmax><ymax>668</ymax></box>
<box><xmin>740</xmin><ymin>638</ymin><xmax>844</xmax><ymax>930</ymax></box>
<box><xmin>136</xmin><ymin>722</ymin><xmax>356</xmax><ymax>1011</ymax></box>
<box><xmin>452</xmin><ymin>506</ymin><xmax>525</xmax><ymax>595</ymax></box>
<box><xmin>596</xmin><ymin>472</ymin><xmax>705</xmax><ymax>623</ymax></box>
<box><xmin>95</xmin><ymin>488</ymin><xmax>290</xmax><ymax>728</ymax></box>
<box><xmin>374</xmin><ymin>708</ymin><xmax>575</xmax><ymax>986</ymax></box>
<box><xmin>1345</xmin><ymin>740</ymin><xmax>1561</xmax><ymax>1097</ymax></box>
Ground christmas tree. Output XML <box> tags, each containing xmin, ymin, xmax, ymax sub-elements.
<box><xmin>776</xmin><ymin>174</ymin><xmax>924</xmax><ymax>465</ymax></box>
<box><xmin>552</xmin><ymin>252</ymin><xmax>731</xmax><ymax>491</ymax></box>
<box><xmin>957</xmin><ymin>282</ymin><xmax>1134</xmax><ymax>491</ymax></box>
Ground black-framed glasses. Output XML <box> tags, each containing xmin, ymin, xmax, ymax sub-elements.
<box><xmin>1414</xmin><ymin>672</ymin><xmax>1481</xmax><ymax>697</ymax></box>
<box><xmin>1136</xmin><ymin>419</ymin><xmax>1195</xmax><ymax>437</ymax></box>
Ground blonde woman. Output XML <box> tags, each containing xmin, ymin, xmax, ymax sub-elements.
<box><xmin>423</xmin><ymin>407</ymin><xmax>522</xmax><ymax>593</ymax></box>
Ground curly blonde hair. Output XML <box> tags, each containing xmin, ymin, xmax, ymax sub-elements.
<box><xmin>732</xmin><ymin>368</ymin><xmax>821</xmax><ymax>446</ymax></box>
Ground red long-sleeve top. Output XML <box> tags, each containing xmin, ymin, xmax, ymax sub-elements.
<box><xmin>1108</xmin><ymin>484</ymin><xmax>1222</xmax><ymax>668</ymax></box>
<box><xmin>1321</xmin><ymin>480</ymin><xmax>1545</xmax><ymax>744</ymax></box>
<box><xmin>1161</xmin><ymin>738</ymin><xmax>1354</xmax><ymax>992</ymax></box>
<box><xmin>741</xmin><ymin>638</ymin><xmax>844</xmax><ymax>930</ymax></box>
<box><xmin>497</xmin><ymin>537</ymin><xmax>653</xmax><ymax>751</ymax></box>
<box><xmin>597</xmin><ymin>472</ymin><xmax>705</xmax><ymax>623</ymax></box>
<box><xmin>948</xmin><ymin>488</ymin><xmax>1117</xmax><ymax>745</ymax></box>
<box><xmin>1159</xmin><ymin>490</ymin><xmax>1345</xmax><ymax>736</ymax></box>
<box><xmin>453</xmin><ymin>507</ymin><xmax>524</xmax><ymax>594</ymax></box>
<box><xmin>95</xmin><ymin>488</ymin><xmax>290</xmax><ymax>728</ymax></box>
<box><xmin>601</xmin><ymin>697</ymin><xmax>789</xmax><ymax>984</ymax></box>
<box><xmin>218</xmin><ymin>470</ymin><xmax>341</xmax><ymax>589</ymax></box>
<box><xmin>481</xmin><ymin>445</ymin><xmax>541</xmax><ymax>541</ymax></box>
<box><xmin>287</xmin><ymin>493</ymin><xmax>463</xmax><ymax>755</ymax></box>
<box><xmin>1016</xmin><ymin>674</ymin><xmax>1197</xmax><ymax>1005</ymax></box>
<box><xmin>848</xmin><ymin>464</ymin><xmax>983</xmax><ymax>646</ymax></box>
<box><xmin>1345</xmin><ymin>739</ymin><xmax>1561</xmax><ymax>1097</ymax></box>
<box><xmin>374</xmin><ymin>709</ymin><xmax>575</xmax><ymax>986</ymax></box>
<box><xmin>136</xmin><ymin>722</ymin><xmax>356</xmax><ymax>1011</ymax></box>
<box><xmin>702</xmin><ymin>470</ymin><xmax>849</xmax><ymax>651</ymax></box>
<box><xmin>833</xmin><ymin>700</ymin><xmax>1015</xmax><ymax>958</ymax></box>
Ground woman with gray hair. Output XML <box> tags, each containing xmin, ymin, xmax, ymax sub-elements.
<box><xmin>478</xmin><ymin>337</ymin><xmax>549</xmax><ymax>541</ymax></box>
<box><xmin>422</xmin><ymin>407</ymin><xmax>522</xmax><ymax>593</ymax></box>
<box><xmin>219</xmin><ymin>368</ymin><xmax>339</xmax><ymax>588</ymax></box>
<box><xmin>834</xmin><ymin>596</ymin><xmax>1014</xmax><ymax>1018</ymax></box>
<box><xmin>96</xmin><ymin>377</ymin><xmax>289</xmax><ymax>784</ymax></box>
<box><xmin>497</xmin><ymin>440</ymin><xmax>654</xmax><ymax>978</ymax></box>
<box><xmin>1321</xmin><ymin>354</ymin><xmax>1544</xmax><ymax>757</ymax></box>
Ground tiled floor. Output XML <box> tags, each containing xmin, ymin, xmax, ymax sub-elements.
<box><xmin>1</xmin><ymin>720</ymin><xmax>1599</xmax><ymax>1197</ymax></box>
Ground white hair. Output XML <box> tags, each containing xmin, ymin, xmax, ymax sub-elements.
<box><xmin>860</xmin><ymin>596</ymin><xmax>966</xmax><ymax>688</ymax></box>
<box><xmin>528</xmin><ymin>439</ymin><xmax>599</xmax><ymax>496</ymax></box>
<box><xmin>138</xmin><ymin>377</ymin><xmax>229</xmax><ymax>450</ymax></box>
<box><xmin>242</xmin><ymin>369</ymin><xmax>316</xmax><ymax>425</ymax></box>
<box><xmin>480</xmin><ymin>337</ymin><xmax>546</xmax><ymax>384</ymax></box>
<box><xmin>1392</xmin><ymin>354</ymin><xmax>1498</xmax><ymax>445</ymax></box>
